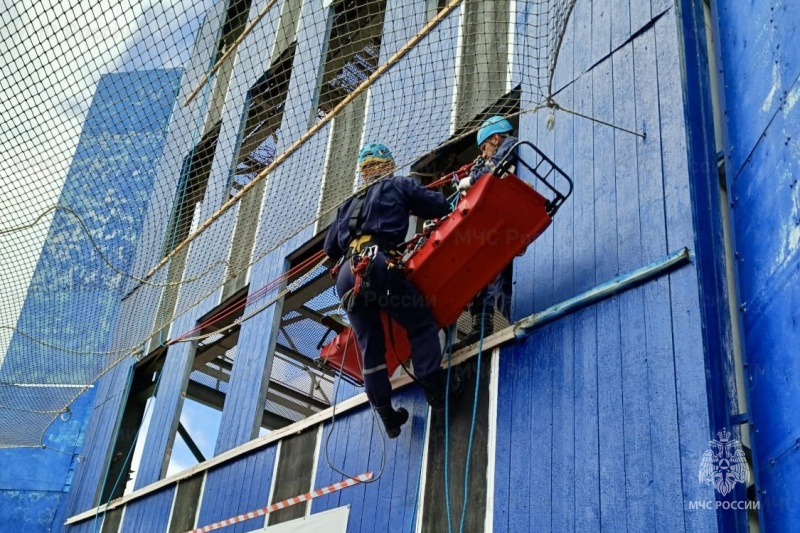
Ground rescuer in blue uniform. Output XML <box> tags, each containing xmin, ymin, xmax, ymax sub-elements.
<box><xmin>324</xmin><ymin>143</ymin><xmax>453</xmax><ymax>438</ymax></box>
<box><xmin>455</xmin><ymin>116</ymin><xmax>518</xmax><ymax>346</ymax></box>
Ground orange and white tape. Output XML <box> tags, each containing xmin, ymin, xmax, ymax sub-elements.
<box><xmin>186</xmin><ymin>471</ymin><xmax>373</xmax><ymax>533</ymax></box>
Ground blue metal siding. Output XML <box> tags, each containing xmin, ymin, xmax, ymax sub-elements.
<box><xmin>714</xmin><ymin>1</ymin><xmax>800</xmax><ymax>530</ymax></box>
<box><xmin>195</xmin><ymin>446</ymin><xmax>276</xmax><ymax>533</ymax></box>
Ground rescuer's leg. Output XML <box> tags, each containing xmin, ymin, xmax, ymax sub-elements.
<box><xmin>386</xmin><ymin>276</ymin><xmax>461</xmax><ymax>410</ymax></box>
<box><xmin>337</xmin><ymin>259</ymin><xmax>408</xmax><ymax>437</ymax></box>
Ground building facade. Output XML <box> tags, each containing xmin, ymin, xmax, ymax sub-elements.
<box><xmin>0</xmin><ymin>69</ymin><xmax>181</xmax><ymax>532</ymax></box>
<box><xmin>58</xmin><ymin>0</ymin><xmax>798</xmax><ymax>532</ymax></box>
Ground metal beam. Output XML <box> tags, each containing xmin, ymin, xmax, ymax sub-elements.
<box><xmin>177</xmin><ymin>422</ymin><xmax>206</xmax><ymax>463</ymax></box>
<box><xmin>185</xmin><ymin>380</ymin><xmax>294</xmax><ymax>430</ymax></box>
<box><xmin>282</xmin><ymin>273</ymin><xmax>332</xmax><ymax>314</ymax></box>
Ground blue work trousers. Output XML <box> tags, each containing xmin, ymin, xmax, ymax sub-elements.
<box><xmin>335</xmin><ymin>251</ymin><xmax>442</xmax><ymax>408</ymax></box>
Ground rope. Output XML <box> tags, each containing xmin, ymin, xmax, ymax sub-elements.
<box><xmin>93</xmin><ymin>363</ymin><xmax>163</xmax><ymax>533</ymax></box>
<box><xmin>144</xmin><ymin>0</ymin><xmax>465</xmax><ymax>280</ymax></box>
<box><xmin>324</xmin><ymin>314</ymin><xmax>385</xmax><ymax>484</ymax></box>
<box><xmin>0</xmin><ymin>204</ymin><xmax>228</xmax><ymax>288</ymax></box>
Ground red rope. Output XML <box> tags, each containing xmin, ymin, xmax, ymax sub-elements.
<box><xmin>168</xmin><ymin>249</ymin><xmax>326</xmax><ymax>344</ymax></box>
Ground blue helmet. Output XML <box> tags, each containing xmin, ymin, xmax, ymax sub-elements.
<box><xmin>477</xmin><ymin>116</ymin><xmax>513</xmax><ymax>146</ymax></box>
<box><xmin>358</xmin><ymin>142</ymin><xmax>394</xmax><ymax>169</ymax></box>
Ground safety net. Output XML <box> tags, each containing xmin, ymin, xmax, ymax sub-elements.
<box><xmin>0</xmin><ymin>0</ymin><xmax>576</xmax><ymax>447</ymax></box>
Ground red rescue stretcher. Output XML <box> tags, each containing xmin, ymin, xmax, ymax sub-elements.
<box><xmin>319</xmin><ymin>141</ymin><xmax>572</xmax><ymax>383</ymax></box>
<box><xmin>319</xmin><ymin>312</ymin><xmax>410</xmax><ymax>384</ymax></box>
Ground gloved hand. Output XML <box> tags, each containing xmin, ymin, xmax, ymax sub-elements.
<box><xmin>457</xmin><ymin>177</ymin><xmax>472</xmax><ymax>192</ymax></box>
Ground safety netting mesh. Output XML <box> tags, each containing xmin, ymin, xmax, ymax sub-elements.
<box><xmin>0</xmin><ymin>0</ymin><xmax>576</xmax><ymax>447</ymax></box>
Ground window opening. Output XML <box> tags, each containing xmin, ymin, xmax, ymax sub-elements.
<box><xmin>314</xmin><ymin>0</ymin><xmax>388</xmax><ymax>121</ymax></box>
<box><xmin>98</xmin><ymin>347</ymin><xmax>166</xmax><ymax>505</ymax></box>
<box><xmin>164</xmin><ymin>288</ymin><xmax>248</xmax><ymax>477</ymax></box>
<box><xmin>314</xmin><ymin>0</ymin><xmax>389</xmax><ymax>229</ymax></box>
<box><xmin>229</xmin><ymin>42</ymin><xmax>298</xmax><ymax>196</ymax></box>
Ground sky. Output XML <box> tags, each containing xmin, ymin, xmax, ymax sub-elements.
<box><xmin>0</xmin><ymin>0</ymin><xmax>216</xmax><ymax>362</ymax></box>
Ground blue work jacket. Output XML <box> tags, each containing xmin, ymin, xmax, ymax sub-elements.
<box><xmin>469</xmin><ymin>135</ymin><xmax>520</xmax><ymax>184</ymax></box>
<box><xmin>323</xmin><ymin>174</ymin><xmax>451</xmax><ymax>261</ymax></box>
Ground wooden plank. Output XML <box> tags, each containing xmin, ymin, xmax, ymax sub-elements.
<box><xmin>550</xmin><ymin>30</ymin><xmax>575</xmax><ymax>528</ymax></box>
<box><xmin>612</xmin><ymin>41</ymin><xmax>658</xmax><ymax>532</ymax></box>
<box><xmin>393</xmin><ymin>388</ymin><xmax>428</xmax><ymax>532</ymax></box>
<box><xmin>215</xmin><ymin>239</ymin><xmax>289</xmax><ymax>453</ymax></box>
<box><xmin>633</xmin><ymin>26</ymin><xmax>686</xmax><ymax>531</ymax></box>
<box><xmin>422</xmin><ymin>350</ymin><xmax>491</xmax><ymax>533</ymax></box>
<box><xmin>194</xmin><ymin>446</ymin><xmax>277</xmax><ymax>532</ymax></box>
<box><xmin>654</xmin><ymin>12</ymin><xmax>717</xmax><ymax>532</ymax></box>
<box><xmin>591</xmin><ymin>0</ymin><xmax>612</xmax><ymax>70</ymax></box>
<box><xmin>630</xmin><ymin>0</ymin><xmax>652</xmax><ymax>38</ymax></box>
<box><xmin>167</xmin><ymin>474</ymin><xmax>204</xmax><ymax>533</ymax></box>
<box><xmin>611</xmin><ymin>0</ymin><xmax>631</xmax><ymax>50</ymax></box>
<box><xmin>592</xmin><ymin>54</ymin><xmax>632</xmax><ymax>532</ymax></box>
<box><xmin>572</xmin><ymin>37</ymin><xmax>601</xmax><ymax>532</ymax></box>
<box><xmin>135</xmin><ymin>307</ymin><xmax>205</xmax><ymax>488</ymax></box>
<box><xmin>492</xmin><ymin>345</ymin><xmax>514</xmax><ymax>532</ymax></box>
<box><xmin>361</xmin><ymin>1</ymin><xmax>459</xmax><ymax>169</ymax></box>
<box><xmin>267</xmin><ymin>427</ymin><xmax>318</xmax><ymax>525</ymax></box>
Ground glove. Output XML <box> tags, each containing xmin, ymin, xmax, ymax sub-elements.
<box><xmin>457</xmin><ymin>177</ymin><xmax>472</xmax><ymax>192</ymax></box>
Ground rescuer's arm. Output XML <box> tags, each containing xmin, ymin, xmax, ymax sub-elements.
<box><xmin>323</xmin><ymin>213</ymin><xmax>344</xmax><ymax>261</ymax></box>
<box><xmin>401</xmin><ymin>178</ymin><xmax>451</xmax><ymax>219</ymax></box>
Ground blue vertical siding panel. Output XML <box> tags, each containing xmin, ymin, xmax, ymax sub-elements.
<box><xmin>630</xmin><ymin>0</ymin><xmax>651</xmax><ymax>39</ymax></box>
<box><xmin>632</xmin><ymin>27</ymin><xmax>686</xmax><ymax>531</ymax></box>
<box><xmin>65</xmin><ymin>360</ymin><xmax>132</xmax><ymax>515</ymax></box>
<box><xmin>611</xmin><ymin>44</ymin><xmax>658</xmax><ymax>533</ymax></box>
<box><xmin>135</xmin><ymin>307</ymin><xmax>205</xmax><ymax>488</ymax></box>
<box><xmin>119</xmin><ymin>486</ymin><xmax>175</xmax><ymax>533</ymax></box>
<box><xmin>362</xmin><ymin>4</ymin><xmax>458</xmax><ymax>170</ymax></box>
<box><xmin>215</xmin><ymin>229</ymin><xmax>311</xmax><ymax>453</ymax></box>
<box><xmin>395</xmin><ymin>390</ymin><xmax>428</xmax><ymax>531</ymax></box>
<box><xmin>591</xmin><ymin>58</ymin><xmax>630</xmax><ymax>533</ymax></box>
<box><xmin>195</xmin><ymin>446</ymin><xmax>276</xmax><ymax>533</ymax></box>
<box><xmin>611</xmin><ymin>0</ymin><xmax>631</xmax><ymax>50</ymax></box>
<box><xmin>570</xmin><ymin>15</ymin><xmax>602</xmax><ymax>528</ymax></box>
<box><xmin>549</xmin><ymin>18</ymin><xmax>575</xmax><ymax>533</ymax></box>
<box><xmin>654</xmin><ymin>13</ymin><xmax>717</xmax><ymax>532</ymax></box>
<box><xmin>503</xmin><ymin>342</ymin><xmax>533</xmax><ymax>533</ymax></box>
<box><xmin>591</xmin><ymin>0</ymin><xmax>612</xmax><ymax>69</ymax></box>
<box><xmin>492</xmin><ymin>346</ymin><xmax>513</xmax><ymax>533</ymax></box>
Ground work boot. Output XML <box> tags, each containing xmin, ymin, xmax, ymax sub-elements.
<box><xmin>375</xmin><ymin>405</ymin><xmax>409</xmax><ymax>439</ymax></box>
<box><xmin>453</xmin><ymin>309</ymin><xmax>495</xmax><ymax>350</ymax></box>
<box><xmin>419</xmin><ymin>369</ymin><xmax>464</xmax><ymax>411</ymax></box>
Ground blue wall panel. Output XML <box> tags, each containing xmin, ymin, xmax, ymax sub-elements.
<box><xmin>715</xmin><ymin>2</ymin><xmax>800</xmax><ymax>527</ymax></box>
<box><xmin>311</xmin><ymin>387</ymin><xmax>428</xmax><ymax>533</ymax></box>
<box><xmin>362</xmin><ymin>2</ymin><xmax>458</xmax><ymax>171</ymax></box>
<box><xmin>119</xmin><ymin>486</ymin><xmax>175</xmax><ymax>533</ymax></box>
<box><xmin>195</xmin><ymin>445</ymin><xmax>276</xmax><ymax>533</ymax></box>
<box><xmin>215</xmin><ymin>229</ymin><xmax>312</xmax><ymax>453</ymax></box>
<box><xmin>135</xmin><ymin>301</ymin><xmax>213</xmax><ymax>489</ymax></box>
<box><xmin>493</xmin><ymin>4</ymin><xmax>718</xmax><ymax>531</ymax></box>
